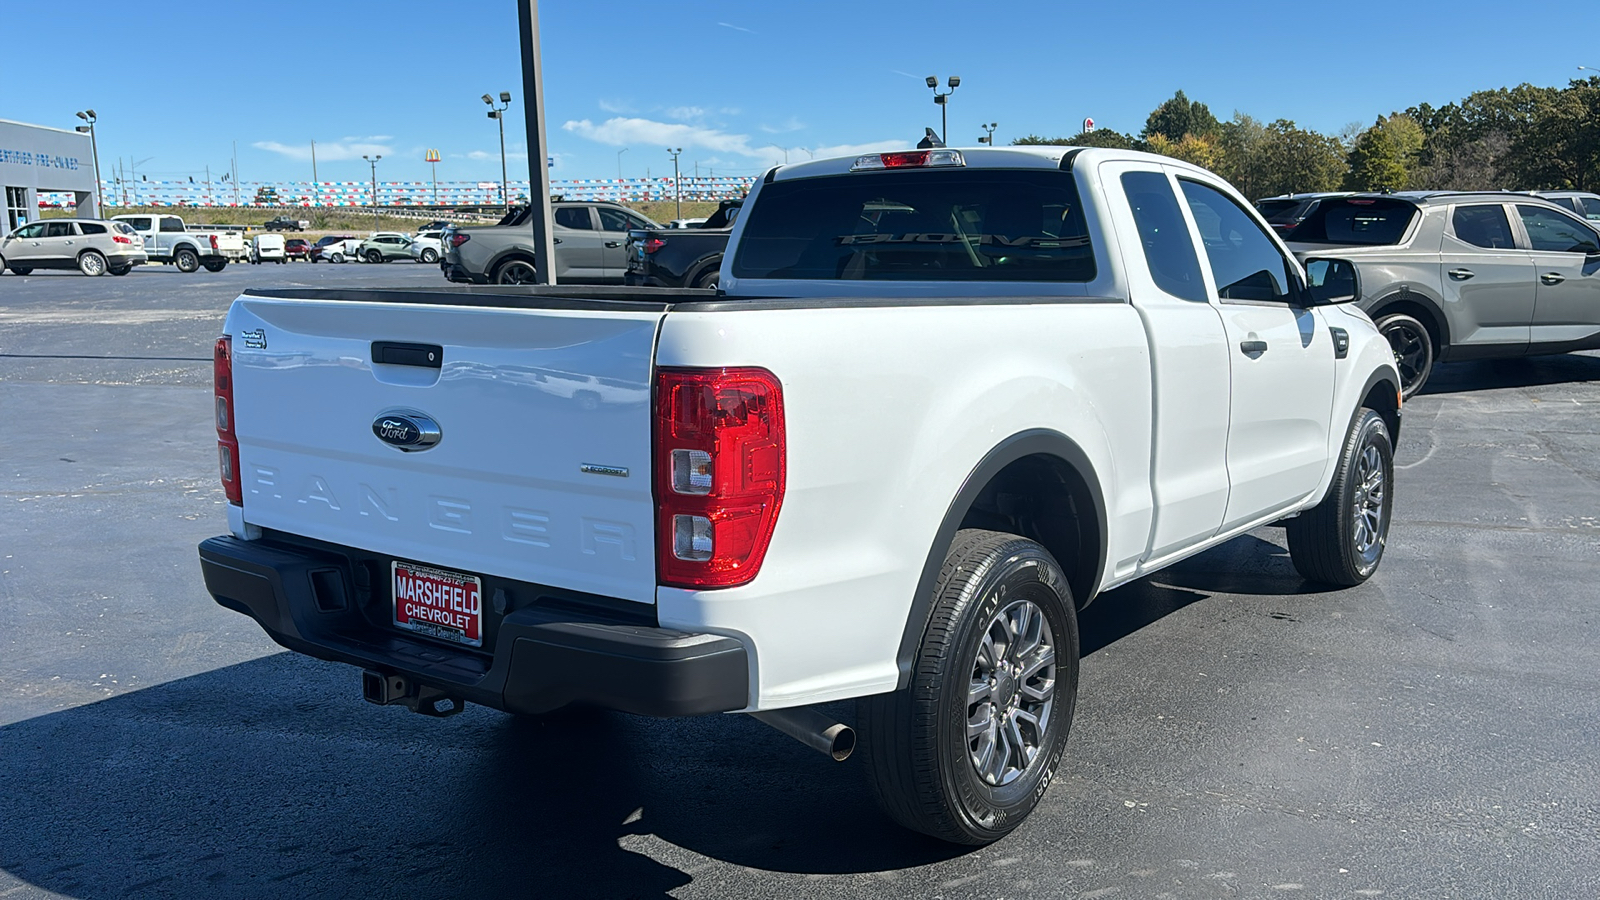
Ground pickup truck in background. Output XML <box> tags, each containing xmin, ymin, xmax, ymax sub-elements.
<box><xmin>111</xmin><ymin>214</ymin><xmax>243</xmax><ymax>272</ymax></box>
<box><xmin>439</xmin><ymin>201</ymin><xmax>659</xmax><ymax>284</ymax></box>
<box><xmin>198</xmin><ymin>146</ymin><xmax>1401</xmax><ymax>845</ymax></box>
<box><xmin>264</xmin><ymin>215</ymin><xmax>309</xmax><ymax>232</ymax></box>
<box><xmin>624</xmin><ymin>198</ymin><xmax>742</xmax><ymax>288</ymax></box>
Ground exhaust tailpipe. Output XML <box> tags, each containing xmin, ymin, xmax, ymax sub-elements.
<box><xmin>751</xmin><ymin>707</ymin><xmax>855</xmax><ymax>761</ymax></box>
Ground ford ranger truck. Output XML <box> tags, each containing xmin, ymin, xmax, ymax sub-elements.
<box><xmin>198</xmin><ymin>147</ymin><xmax>1402</xmax><ymax>844</ymax></box>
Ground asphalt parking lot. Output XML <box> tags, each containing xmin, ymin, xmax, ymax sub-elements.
<box><xmin>2</xmin><ymin>262</ymin><xmax>1598</xmax><ymax>899</ymax></box>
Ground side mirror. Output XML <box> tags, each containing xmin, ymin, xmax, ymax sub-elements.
<box><xmin>1303</xmin><ymin>257</ymin><xmax>1360</xmax><ymax>305</ymax></box>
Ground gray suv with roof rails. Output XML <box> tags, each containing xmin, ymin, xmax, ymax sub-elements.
<box><xmin>1287</xmin><ymin>191</ymin><xmax>1600</xmax><ymax>396</ymax></box>
<box><xmin>440</xmin><ymin>201</ymin><xmax>661</xmax><ymax>285</ymax></box>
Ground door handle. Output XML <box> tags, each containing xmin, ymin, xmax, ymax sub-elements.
<box><xmin>1447</xmin><ymin>268</ymin><xmax>1474</xmax><ymax>280</ymax></box>
<box><xmin>552</xmin><ymin>238</ymin><xmax>562</xmax><ymax>244</ymax></box>
<box><xmin>604</xmin><ymin>241</ymin><xmax>621</xmax><ymax>248</ymax></box>
<box><xmin>1239</xmin><ymin>340</ymin><xmax>1268</xmax><ymax>355</ymax></box>
<box><xmin>1541</xmin><ymin>272</ymin><xmax>1566</xmax><ymax>285</ymax></box>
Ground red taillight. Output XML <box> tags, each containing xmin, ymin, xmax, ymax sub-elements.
<box><xmin>450</xmin><ymin>233</ymin><xmax>470</xmax><ymax>247</ymax></box>
<box><xmin>214</xmin><ymin>336</ymin><xmax>241</xmax><ymax>505</ymax></box>
<box><xmin>644</xmin><ymin>237</ymin><xmax>667</xmax><ymax>254</ymax></box>
<box><xmin>112</xmin><ymin>234</ymin><xmax>132</xmax><ymax>244</ymax></box>
<box><xmin>655</xmin><ymin>367</ymin><xmax>785</xmax><ymax>589</ymax></box>
<box><xmin>209</xmin><ymin>235</ymin><xmax>219</xmax><ymax>250</ymax></box>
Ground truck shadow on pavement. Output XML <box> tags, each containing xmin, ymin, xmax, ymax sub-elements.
<box><xmin>1422</xmin><ymin>351</ymin><xmax>1600</xmax><ymax>395</ymax></box>
<box><xmin>0</xmin><ymin>536</ymin><xmax>1324</xmax><ymax>897</ymax></box>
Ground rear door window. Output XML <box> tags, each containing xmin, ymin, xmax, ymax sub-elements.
<box><xmin>44</xmin><ymin>222</ymin><xmax>75</xmax><ymax>237</ymax></box>
<box><xmin>731</xmin><ymin>169</ymin><xmax>1095</xmax><ymax>282</ymax></box>
<box><xmin>78</xmin><ymin>222</ymin><xmax>107</xmax><ymax>235</ymax></box>
<box><xmin>554</xmin><ymin>207</ymin><xmax>593</xmax><ymax>230</ymax></box>
<box><xmin>1451</xmin><ymin>205</ymin><xmax>1515</xmax><ymax>249</ymax></box>
<box><xmin>597</xmin><ymin>208</ymin><xmax>638</xmax><ymax>231</ymax></box>
<box><xmin>1290</xmin><ymin>198</ymin><xmax>1418</xmax><ymax>245</ymax></box>
<box><xmin>1579</xmin><ymin>197</ymin><xmax>1600</xmax><ymax>221</ymax></box>
<box><xmin>1122</xmin><ymin>171</ymin><xmax>1207</xmax><ymax>302</ymax></box>
<box><xmin>121</xmin><ymin>217</ymin><xmax>152</xmax><ymax>231</ymax></box>
<box><xmin>1547</xmin><ymin>196</ymin><xmax>1580</xmax><ymax>213</ymax></box>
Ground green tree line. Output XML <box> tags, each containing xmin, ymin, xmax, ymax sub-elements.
<box><xmin>1014</xmin><ymin>79</ymin><xmax>1600</xmax><ymax>199</ymax></box>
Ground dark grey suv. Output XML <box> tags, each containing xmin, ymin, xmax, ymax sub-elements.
<box><xmin>1288</xmin><ymin>192</ymin><xmax>1600</xmax><ymax>395</ymax></box>
<box><xmin>441</xmin><ymin>202</ymin><xmax>660</xmax><ymax>285</ymax></box>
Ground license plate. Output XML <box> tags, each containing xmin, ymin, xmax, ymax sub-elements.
<box><xmin>392</xmin><ymin>561</ymin><xmax>482</xmax><ymax>647</ymax></box>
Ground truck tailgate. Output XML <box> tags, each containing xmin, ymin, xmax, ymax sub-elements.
<box><xmin>224</xmin><ymin>293</ymin><xmax>664</xmax><ymax>604</ymax></box>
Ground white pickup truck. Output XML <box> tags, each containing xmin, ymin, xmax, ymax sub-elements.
<box><xmin>198</xmin><ymin>147</ymin><xmax>1402</xmax><ymax>844</ymax></box>
<box><xmin>111</xmin><ymin>214</ymin><xmax>243</xmax><ymax>272</ymax></box>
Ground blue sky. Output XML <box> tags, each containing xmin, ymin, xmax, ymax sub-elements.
<box><xmin>5</xmin><ymin>0</ymin><xmax>1594</xmax><ymax>185</ymax></box>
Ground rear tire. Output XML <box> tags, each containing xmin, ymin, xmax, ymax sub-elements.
<box><xmin>420</xmin><ymin>248</ymin><xmax>438</xmax><ymax>264</ymax></box>
<box><xmin>366</xmin><ymin>250</ymin><xmax>384</xmax><ymax>264</ymax></box>
<box><xmin>175</xmin><ymin>248</ymin><xmax>200</xmax><ymax>273</ymax></box>
<box><xmin>494</xmin><ymin>259</ymin><xmax>538</xmax><ymax>285</ymax></box>
<box><xmin>330</xmin><ymin>252</ymin><xmax>344</xmax><ymax>264</ymax></box>
<box><xmin>203</xmin><ymin>260</ymin><xmax>227</xmax><ymax>272</ymax></box>
<box><xmin>9</xmin><ymin>266</ymin><xmax>32</xmax><ymax>276</ymax></box>
<box><xmin>1287</xmin><ymin>409</ymin><xmax>1394</xmax><ymax>586</ymax></box>
<box><xmin>1375</xmin><ymin>313</ymin><xmax>1434</xmax><ymax>398</ymax></box>
<box><xmin>858</xmin><ymin>529</ymin><xmax>1078</xmax><ymax>844</ymax></box>
<box><xmin>693</xmin><ymin>267</ymin><xmax>720</xmax><ymax>289</ymax></box>
<box><xmin>78</xmin><ymin>250</ymin><xmax>107</xmax><ymax>277</ymax></box>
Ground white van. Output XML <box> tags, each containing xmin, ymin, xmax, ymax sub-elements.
<box><xmin>250</xmin><ymin>233</ymin><xmax>286</xmax><ymax>264</ymax></box>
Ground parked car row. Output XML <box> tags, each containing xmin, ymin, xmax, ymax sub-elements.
<box><xmin>1256</xmin><ymin>190</ymin><xmax>1600</xmax><ymax>396</ymax></box>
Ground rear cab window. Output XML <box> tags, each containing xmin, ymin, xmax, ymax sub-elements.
<box><xmin>1290</xmin><ymin>198</ymin><xmax>1418</xmax><ymax>246</ymax></box>
<box><xmin>731</xmin><ymin>168</ymin><xmax>1095</xmax><ymax>282</ymax></box>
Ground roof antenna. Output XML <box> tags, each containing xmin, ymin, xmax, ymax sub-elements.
<box><xmin>916</xmin><ymin>127</ymin><xmax>945</xmax><ymax>149</ymax></box>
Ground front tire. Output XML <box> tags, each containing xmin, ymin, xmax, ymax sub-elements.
<box><xmin>110</xmin><ymin>265</ymin><xmax>131</xmax><ymax>276</ymax></box>
<box><xmin>1376</xmin><ymin>313</ymin><xmax>1434</xmax><ymax>398</ymax></box>
<box><xmin>203</xmin><ymin>260</ymin><xmax>227</xmax><ymax>272</ymax></box>
<box><xmin>858</xmin><ymin>529</ymin><xmax>1078</xmax><ymax>844</ymax></box>
<box><xmin>693</xmin><ymin>267</ymin><xmax>720</xmax><ymax>289</ymax></box>
<box><xmin>330</xmin><ymin>252</ymin><xmax>344</xmax><ymax>264</ymax></box>
<box><xmin>420</xmin><ymin>248</ymin><xmax>438</xmax><ymax>264</ymax></box>
<box><xmin>366</xmin><ymin>250</ymin><xmax>384</xmax><ymax>264</ymax></box>
<box><xmin>9</xmin><ymin>266</ymin><xmax>32</xmax><ymax>276</ymax></box>
<box><xmin>174</xmin><ymin>248</ymin><xmax>200</xmax><ymax>273</ymax></box>
<box><xmin>1287</xmin><ymin>409</ymin><xmax>1394</xmax><ymax>586</ymax></box>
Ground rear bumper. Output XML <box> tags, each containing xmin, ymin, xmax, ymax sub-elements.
<box><xmin>197</xmin><ymin>535</ymin><xmax>749</xmax><ymax>717</ymax></box>
<box><xmin>442</xmin><ymin>263</ymin><xmax>486</xmax><ymax>284</ymax></box>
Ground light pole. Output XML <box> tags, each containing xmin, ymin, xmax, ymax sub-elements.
<box><xmin>617</xmin><ymin>147</ymin><xmax>628</xmax><ymax>180</ymax></box>
<box><xmin>668</xmin><ymin>147</ymin><xmax>683</xmax><ymax>221</ymax></box>
<box><xmin>1579</xmin><ymin>65</ymin><xmax>1600</xmax><ymax>76</ymax></box>
<box><xmin>74</xmin><ymin>110</ymin><xmax>103</xmax><ymax>214</ymax></box>
<box><xmin>363</xmin><ymin>153</ymin><xmax>382</xmax><ymax>233</ymax></box>
<box><xmin>977</xmin><ymin>122</ymin><xmax>997</xmax><ymax>146</ymax></box>
<box><xmin>483</xmin><ymin>91</ymin><xmax>512</xmax><ymax>209</ymax></box>
<box><xmin>925</xmin><ymin>75</ymin><xmax>960</xmax><ymax>145</ymax></box>
<box><xmin>130</xmin><ymin>156</ymin><xmax>153</xmax><ymax>207</ymax></box>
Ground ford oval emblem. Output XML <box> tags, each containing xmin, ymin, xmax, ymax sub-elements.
<box><xmin>372</xmin><ymin>410</ymin><xmax>442</xmax><ymax>452</ymax></box>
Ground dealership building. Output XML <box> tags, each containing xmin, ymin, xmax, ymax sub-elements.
<box><xmin>0</xmin><ymin>118</ymin><xmax>100</xmax><ymax>239</ymax></box>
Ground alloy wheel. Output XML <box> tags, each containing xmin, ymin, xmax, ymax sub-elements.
<box><xmin>967</xmin><ymin>597</ymin><xmax>1057</xmax><ymax>787</ymax></box>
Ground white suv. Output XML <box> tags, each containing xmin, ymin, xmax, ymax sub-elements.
<box><xmin>1</xmin><ymin>218</ymin><xmax>148</xmax><ymax>276</ymax></box>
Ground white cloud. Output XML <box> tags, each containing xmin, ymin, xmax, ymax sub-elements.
<box><xmin>664</xmin><ymin>105</ymin><xmax>708</xmax><ymax>123</ymax></box>
<box><xmin>598</xmin><ymin>98</ymin><xmax>636</xmax><ymax>114</ymax></box>
<box><xmin>563</xmin><ymin>116</ymin><xmax>907</xmax><ymax>169</ymax></box>
<box><xmin>717</xmin><ymin>21</ymin><xmax>756</xmax><ymax>33</ymax></box>
<box><xmin>760</xmin><ymin>116</ymin><xmax>805</xmax><ymax>134</ymax></box>
<box><xmin>255</xmin><ymin>139</ymin><xmax>393</xmax><ymax>161</ymax></box>
<box><xmin>890</xmin><ymin>70</ymin><xmax>921</xmax><ymax>80</ymax></box>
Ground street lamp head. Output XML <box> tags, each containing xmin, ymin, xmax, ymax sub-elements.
<box><xmin>948</xmin><ymin>75</ymin><xmax>960</xmax><ymax>89</ymax></box>
<box><xmin>499</xmin><ymin>91</ymin><xmax>512</xmax><ymax>103</ymax></box>
<box><xmin>75</xmin><ymin>126</ymin><xmax>90</xmax><ymax>134</ymax></box>
<box><xmin>76</xmin><ymin>111</ymin><xmax>88</xmax><ymax>120</ymax></box>
<box><xmin>925</xmin><ymin>75</ymin><xmax>938</xmax><ymax>88</ymax></box>
<box><xmin>481</xmin><ymin>94</ymin><xmax>494</xmax><ymax>105</ymax></box>
<box><xmin>86</xmin><ymin>109</ymin><xmax>95</xmax><ymax>118</ymax></box>
<box><xmin>487</xmin><ymin>110</ymin><xmax>499</xmax><ymax>119</ymax></box>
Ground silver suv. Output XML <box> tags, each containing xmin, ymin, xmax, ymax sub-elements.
<box><xmin>1288</xmin><ymin>192</ymin><xmax>1600</xmax><ymax>395</ymax></box>
<box><xmin>441</xmin><ymin>201</ymin><xmax>660</xmax><ymax>285</ymax></box>
<box><xmin>1</xmin><ymin>218</ymin><xmax>148</xmax><ymax>276</ymax></box>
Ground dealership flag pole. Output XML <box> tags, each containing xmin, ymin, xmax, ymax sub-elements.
<box><xmin>517</xmin><ymin>0</ymin><xmax>557</xmax><ymax>284</ymax></box>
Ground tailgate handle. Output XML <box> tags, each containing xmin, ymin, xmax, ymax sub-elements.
<box><xmin>371</xmin><ymin>341</ymin><xmax>443</xmax><ymax>369</ymax></box>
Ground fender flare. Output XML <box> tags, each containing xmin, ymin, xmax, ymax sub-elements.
<box><xmin>485</xmin><ymin>248</ymin><xmax>538</xmax><ymax>279</ymax></box>
<box><xmin>684</xmin><ymin>253</ymin><xmax>724</xmax><ymax>286</ymax></box>
<box><xmin>1367</xmin><ymin>290</ymin><xmax>1452</xmax><ymax>356</ymax></box>
<box><xmin>1356</xmin><ymin>365</ymin><xmax>1403</xmax><ymax>446</ymax></box>
<box><xmin>894</xmin><ymin>428</ymin><xmax>1108</xmax><ymax>688</ymax></box>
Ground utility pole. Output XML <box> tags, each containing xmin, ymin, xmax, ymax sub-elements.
<box><xmin>311</xmin><ymin>140</ymin><xmax>318</xmax><ymax>206</ymax></box>
<box><xmin>363</xmin><ymin>154</ymin><xmax>382</xmax><ymax>233</ymax></box>
<box><xmin>668</xmin><ymin>147</ymin><xmax>683</xmax><ymax>221</ymax></box>
<box><xmin>231</xmin><ymin>141</ymin><xmax>239</xmax><ymax>206</ymax></box>
<box><xmin>516</xmin><ymin>0</ymin><xmax>557</xmax><ymax>284</ymax></box>
<box><xmin>617</xmin><ymin>147</ymin><xmax>627</xmax><ymax>180</ymax></box>
<box><xmin>205</xmin><ymin>165</ymin><xmax>213</xmax><ymax>206</ymax></box>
